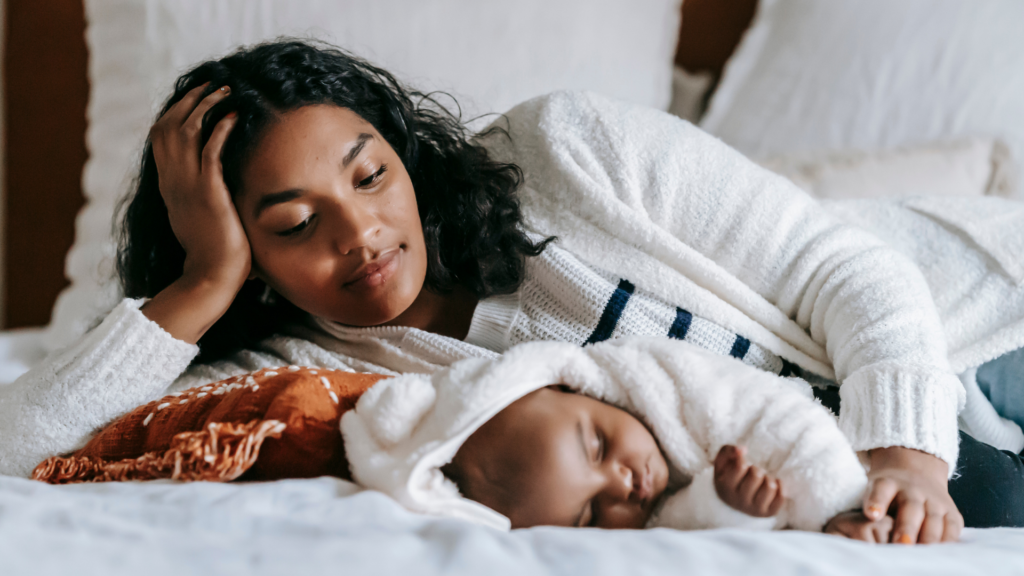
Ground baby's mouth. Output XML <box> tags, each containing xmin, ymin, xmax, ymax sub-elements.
<box><xmin>634</xmin><ymin>461</ymin><xmax>654</xmax><ymax>506</ymax></box>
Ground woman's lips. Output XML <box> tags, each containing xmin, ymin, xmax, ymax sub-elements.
<box><xmin>344</xmin><ymin>249</ymin><xmax>400</xmax><ymax>292</ymax></box>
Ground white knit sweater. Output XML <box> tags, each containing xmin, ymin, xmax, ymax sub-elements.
<box><xmin>463</xmin><ymin>241</ymin><xmax>793</xmax><ymax>377</ymax></box>
<box><xmin>3</xmin><ymin>91</ymin><xmax>1024</xmax><ymax>479</ymax></box>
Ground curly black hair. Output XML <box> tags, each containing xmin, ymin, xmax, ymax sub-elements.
<box><xmin>117</xmin><ymin>39</ymin><xmax>552</xmax><ymax>363</ymax></box>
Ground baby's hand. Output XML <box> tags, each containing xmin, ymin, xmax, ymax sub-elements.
<box><xmin>825</xmin><ymin>511</ymin><xmax>896</xmax><ymax>544</ymax></box>
<box><xmin>713</xmin><ymin>445</ymin><xmax>785</xmax><ymax>517</ymax></box>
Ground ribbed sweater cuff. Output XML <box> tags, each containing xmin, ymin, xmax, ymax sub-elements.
<box><xmin>838</xmin><ymin>364</ymin><xmax>965</xmax><ymax>476</ymax></box>
<box><xmin>464</xmin><ymin>294</ymin><xmax>520</xmax><ymax>352</ymax></box>
<box><xmin>46</xmin><ymin>299</ymin><xmax>198</xmax><ymax>448</ymax></box>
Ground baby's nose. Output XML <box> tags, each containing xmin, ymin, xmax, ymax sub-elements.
<box><xmin>614</xmin><ymin>462</ymin><xmax>633</xmax><ymax>499</ymax></box>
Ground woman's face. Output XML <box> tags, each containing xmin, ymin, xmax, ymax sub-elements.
<box><xmin>235</xmin><ymin>104</ymin><xmax>428</xmax><ymax>326</ymax></box>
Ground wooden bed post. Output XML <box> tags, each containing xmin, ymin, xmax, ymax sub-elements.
<box><xmin>2</xmin><ymin>0</ymin><xmax>88</xmax><ymax>328</ymax></box>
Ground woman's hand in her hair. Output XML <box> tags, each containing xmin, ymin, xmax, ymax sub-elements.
<box><xmin>149</xmin><ymin>83</ymin><xmax>248</xmax><ymax>289</ymax></box>
<box><xmin>142</xmin><ymin>84</ymin><xmax>248</xmax><ymax>344</ymax></box>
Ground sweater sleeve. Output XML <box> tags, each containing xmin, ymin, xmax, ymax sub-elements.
<box><xmin>489</xmin><ymin>91</ymin><xmax>965</xmax><ymax>470</ymax></box>
<box><xmin>0</xmin><ymin>298</ymin><xmax>199</xmax><ymax>477</ymax></box>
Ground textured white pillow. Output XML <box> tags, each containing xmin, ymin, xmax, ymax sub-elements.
<box><xmin>759</xmin><ymin>138</ymin><xmax>1015</xmax><ymax>201</ymax></box>
<box><xmin>701</xmin><ymin>0</ymin><xmax>1024</xmax><ymax>200</ymax></box>
<box><xmin>47</xmin><ymin>0</ymin><xmax>682</xmax><ymax>351</ymax></box>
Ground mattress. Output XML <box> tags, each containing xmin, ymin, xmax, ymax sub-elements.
<box><xmin>0</xmin><ymin>329</ymin><xmax>1022</xmax><ymax>575</ymax></box>
<box><xmin>0</xmin><ymin>475</ymin><xmax>1021</xmax><ymax>576</ymax></box>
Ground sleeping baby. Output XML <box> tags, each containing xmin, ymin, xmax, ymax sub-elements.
<box><xmin>341</xmin><ymin>336</ymin><xmax>874</xmax><ymax>536</ymax></box>
<box><xmin>442</xmin><ymin>385</ymin><xmax>782</xmax><ymax>528</ymax></box>
<box><xmin>35</xmin><ymin>337</ymin><xmax>877</xmax><ymax>537</ymax></box>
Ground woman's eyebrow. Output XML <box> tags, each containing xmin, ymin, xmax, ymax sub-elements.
<box><xmin>253</xmin><ymin>189</ymin><xmax>302</xmax><ymax>219</ymax></box>
<box><xmin>341</xmin><ymin>133</ymin><xmax>374</xmax><ymax>169</ymax></box>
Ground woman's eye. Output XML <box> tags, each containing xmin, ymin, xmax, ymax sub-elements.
<box><xmin>594</xmin><ymin>429</ymin><xmax>605</xmax><ymax>462</ymax></box>
<box><xmin>278</xmin><ymin>216</ymin><xmax>313</xmax><ymax>237</ymax></box>
<box><xmin>357</xmin><ymin>163</ymin><xmax>388</xmax><ymax>188</ymax></box>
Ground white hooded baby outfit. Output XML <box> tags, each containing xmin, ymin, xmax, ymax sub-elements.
<box><xmin>341</xmin><ymin>337</ymin><xmax>867</xmax><ymax>532</ymax></box>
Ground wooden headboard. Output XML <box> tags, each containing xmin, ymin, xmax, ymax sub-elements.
<box><xmin>0</xmin><ymin>0</ymin><xmax>756</xmax><ymax>328</ymax></box>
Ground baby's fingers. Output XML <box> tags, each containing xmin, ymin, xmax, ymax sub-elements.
<box><xmin>872</xmin><ymin>515</ymin><xmax>895</xmax><ymax>544</ymax></box>
<box><xmin>766</xmin><ymin>478</ymin><xmax>785</xmax><ymax>516</ymax></box>
<box><xmin>737</xmin><ymin>464</ymin><xmax>767</xmax><ymax>506</ymax></box>
<box><xmin>714</xmin><ymin>446</ymin><xmax>747</xmax><ymax>482</ymax></box>
<box><xmin>751</xmin><ymin>476</ymin><xmax>781</xmax><ymax>517</ymax></box>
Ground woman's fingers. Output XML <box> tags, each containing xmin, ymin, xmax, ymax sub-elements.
<box><xmin>202</xmin><ymin>112</ymin><xmax>238</xmax><ymax>178</ymax></box>
<box><xmin>942</xmin><ymin>509</ymin><xmax>964</xmax><ymax>542</ymax></box>
<box><xmin>863</xmin><ymin>477</ymin><xmax>898</xmax><ymax>521</ymax></box>
<box><xmin>918</xmin><ymin>506</ymin><xmax>946</xmax><ymax>544</ymax></box>
<box><xmin>891</xmin><ymin>494</ymin><xmax>925</xmax><ymax>544</ymax></box>
<box><xmin>156</xmin><ymin>83</ymin><xmax>210</xmax><ymax>130</ymax></box>
<box><xmin>185</xmin><ymin>86</ymin><xmax>231</xmax><ymax>136</ymax></box>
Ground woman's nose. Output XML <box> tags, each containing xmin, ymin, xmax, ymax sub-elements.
<box><xmin>331</xmin><ymin>199</ymin><xmax>380</xmax><ymax>254</ymax></box>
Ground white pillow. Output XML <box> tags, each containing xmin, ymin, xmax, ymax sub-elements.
<box><xmin>701</xmin><ymin>0</ymin><xmax>1024</xmax><ymax>200</ymax></box>
<box><xmin>47</xmin><ymin>0</ymin><xmax>682</xmax><ymax>352</ymax></box>
<box><xmin>759</xmin><ymin>137</ymin><xmax>1015</xmax><ymax>201</ymax></box>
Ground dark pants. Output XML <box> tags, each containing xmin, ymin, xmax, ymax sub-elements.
<box><xmin>813</xmin><ymin>387</ymin><xmax>1024</xmax><ymax>528</ymax></box>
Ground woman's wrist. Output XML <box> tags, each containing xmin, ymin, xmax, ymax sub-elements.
<box><xmin>868</xmin><ymin>445</ymin><xmax>949</xmax><ymax>477</ymax></box>
<box><xmin>140</xmin><ymin>273</ymin><xmax>243</xmax><ymax>344</ymax></box>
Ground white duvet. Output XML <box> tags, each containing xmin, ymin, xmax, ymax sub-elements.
<box><xmin>1</xmin><ymin>475</ymin><xmax>1022</xmax><ymax>576</ymax></box>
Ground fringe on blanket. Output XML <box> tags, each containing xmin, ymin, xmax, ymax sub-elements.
<box><xmin>31</xmin><ymin>420</ymin><xmax>287</xmax><ymax>484</ymax></box>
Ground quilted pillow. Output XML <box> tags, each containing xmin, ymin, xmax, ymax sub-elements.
<box><xmin>33</xmin><ymin>367</ymin><xmax>388</xmax><ymax>484</ymax></box>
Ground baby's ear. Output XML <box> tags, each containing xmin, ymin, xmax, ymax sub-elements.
<box><xmin>546</xmin><ymin>383</ymin><xmax>575</xmax><ymax>394</ymax></box>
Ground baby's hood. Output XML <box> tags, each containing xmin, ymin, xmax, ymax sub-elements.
<box><xmin>340</xmin><ymin>337</ymin><xmax>864</xmax><ymax>531</ymax></box>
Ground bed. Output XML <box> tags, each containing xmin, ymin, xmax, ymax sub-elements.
<box><xmin>3</xmin><ymin>1</ymin><xmax>1024</xmax><ymax>574</ymax></box>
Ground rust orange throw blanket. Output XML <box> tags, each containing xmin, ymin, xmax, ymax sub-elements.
<box><xmin>33</xmin><ymin>367</ymin><xmax>388</xmax><ymax>484</ymax></box>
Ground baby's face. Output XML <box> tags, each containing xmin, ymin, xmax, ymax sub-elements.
<box><xmin>445</xmin><ymin>387</ymin><xmax>669</xmax><ymax>529</ymax></box>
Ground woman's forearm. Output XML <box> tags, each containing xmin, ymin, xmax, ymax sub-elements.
<box><xmin>141</xmin><ymin>273</ymin><xmax>242</xmax><ymax>344</ymax></box>
<box><xmin>0</xmin><ymin>299</ymin><xmax>198</xmax><ymax>477</ymax></box>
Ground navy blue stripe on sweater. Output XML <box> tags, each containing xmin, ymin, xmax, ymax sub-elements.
<box><xmin>667</xmin><ymin>307</ymin><xmax>693</xmax><ymax>340</ymax></box>
<box><xmin>779</xmin><ymin>359</ymin><xmax>798</xmax><ymax>378</ymax></box>
<box><xmin>729</xmin><ymin>335</ymin><xmax>751</xmax><ymax>359</ymax></box>
<box><xmin>584</xmin><ymin>279</ymin><xmax>635</xmax><ymax>345</ymax></box>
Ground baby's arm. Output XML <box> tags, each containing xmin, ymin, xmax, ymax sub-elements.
<box><xmin>713</xmin><ymin>445</ymin><xmax>785</xmax><ymax>518</ymax></box>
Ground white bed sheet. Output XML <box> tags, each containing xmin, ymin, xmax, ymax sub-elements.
<box><xmin>0</xmin><ymin>475</ymin><xmax>1022</xmax><ymax>576</ymax></box>
<box><xmin>1</xmin><ymin>329</ymin><xmax>1022</xmax><ymax>575</ymax></box>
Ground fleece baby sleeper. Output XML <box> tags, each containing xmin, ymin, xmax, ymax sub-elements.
<box><xmin>341</xmin><ymin>337</ymin><xmax>868</xmax><ymax>531</ymax></box>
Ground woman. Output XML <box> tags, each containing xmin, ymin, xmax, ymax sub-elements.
<box><xmin>2</xmin><ymin>40</ymin><xmax>1022</xmax><ymax>541</ymax></box>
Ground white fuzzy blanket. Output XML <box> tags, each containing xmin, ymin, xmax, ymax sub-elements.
<box><xmin>341</xmin><ymin>337</ymin><xmax>867</xmax><ymax>532</ymax></box>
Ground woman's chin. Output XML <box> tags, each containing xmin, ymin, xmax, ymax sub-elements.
<box><xmin>320</xmin><ymin>299</ymin><xmax>414</xmax><ymax>328</ymax></box>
